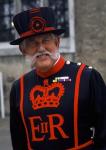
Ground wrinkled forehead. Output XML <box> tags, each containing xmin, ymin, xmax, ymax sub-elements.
<box><xmin>36</xmin><ymin>33</ymin><xmax>56</xmax><ymax>38</ymax></box>
<box><xmin>25</xmin><ymin>33</ymin><xmax>57</xmax><ymax>42</ymax></box>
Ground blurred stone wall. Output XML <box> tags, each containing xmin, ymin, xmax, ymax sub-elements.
<box><xmin>0</xmin><ymin>56</ymin><xmax>25</xmax><ymax>115</ymax></box>
<box><xmin>75</xmin><ymin>0</ymin><xmax>106</xmax><ymax>80</ymax></box>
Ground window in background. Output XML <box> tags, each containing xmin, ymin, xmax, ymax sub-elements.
<box><xmin>21</xmin><ymin>0</ymin><xmax>42</xmax><ymax>10</ymax></box>
<box><xmin>48</xmin><ymin>0</ymin><xmax>69</xmax><ymax>37</ymax></box>
<box><xmin>0</xmin><ymin>0</ymin><xmax>15</xmax><ymax>42</ymax></box>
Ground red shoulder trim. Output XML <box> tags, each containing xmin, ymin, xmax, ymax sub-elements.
<box><xmin>74</xmin><ymin>64</ymin><xmax>86</xmax><ymax>146</ymax></box>
<box><xmin>20</xmin><ymin>76</ymin><xmax>32</xmax><ymax>150</ymax></box>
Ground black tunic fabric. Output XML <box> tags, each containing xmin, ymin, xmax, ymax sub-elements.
<box><xmin>10</xmin><ymin>59</ymin><xmax>106</xmax><ymax>150</ymax></box>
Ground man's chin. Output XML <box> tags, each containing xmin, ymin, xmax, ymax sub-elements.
<box><xmin>34</xmin><ymin>61</ymin><xmax>54</xmax><ymax>72</ymax></box>
<box><xmin>31</xmin><ymin>58</ymin><xmax>48</xmax><ymax>69</ymax></box>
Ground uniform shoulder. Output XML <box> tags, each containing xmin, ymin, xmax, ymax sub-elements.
<box><xmin>65</xmin><ymin>60</ymin><xmax>95</xmax><ymax>74</ymax></box>
<box><xmin>65</xmin><ymin>60</ymin><xmax>93</xmax><ymax>69</ymax></box>
<box><xmin>65</xmin><ymin>60</ymin><xmax>81</xmax><ymax>68</ymax></box>
<box><xmin>12</xmin><ymin>69</ymin><xmax>36</xmax><ymax>87</ymax></box>
<box><xmin>22</xmin><ymin>69</ymin><xmax>36</xmax><ymax>79</ymax></box>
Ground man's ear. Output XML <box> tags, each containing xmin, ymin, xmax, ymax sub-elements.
<box><xmin>19</xmin><ymin>44</ymin><xmax>24</xmax><ymax>54</ymax></box>
<box><xmin>55</xmin><ymin>36</ymin><xmax>60</xmax><ymax>48</ymax></box>
<box><xmin>19</xmin><ymin>44</ymin><xmax>22</xmax><ymax>51</ymax></box>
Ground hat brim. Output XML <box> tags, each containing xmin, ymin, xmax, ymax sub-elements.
<box><xmin>10</xmin><ymin>29</ymin><xmax>65</xmax><ymax>45</ymax></box>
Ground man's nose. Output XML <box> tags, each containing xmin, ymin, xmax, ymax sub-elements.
<box><xmin>38</xmin><ymin>43</ymin><xmax>46</xmax><ymax>52</ymax></box>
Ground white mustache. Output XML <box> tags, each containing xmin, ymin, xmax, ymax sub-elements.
<box><xmin>34</xmin><ymin>51</ymin><xmax>53</xmax><ymax>58</ymax></box>
<box><xmin>32</xmin><ymin>50</ymin><xmax>60</xmax><ymax>61</ymax></box>
<box><xmin>26</xmin><ymin>50</ymin><xmax>60</xmax><ymax>68</ymax></box>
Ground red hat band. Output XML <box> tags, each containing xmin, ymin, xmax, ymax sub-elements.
<box><xmin>20</xmin><ymin>16</ymin><xmax>55</xmax><ymax>38</ymax></box>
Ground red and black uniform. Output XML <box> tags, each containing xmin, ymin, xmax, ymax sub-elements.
<box><xmin>10</xmin><ymin>56</ymin><xmax>106</xmax><ymax>150</ymax></box>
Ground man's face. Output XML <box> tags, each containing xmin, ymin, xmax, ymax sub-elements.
<box><xmin>19</xmin><ymin>33</ymin><xmax>60</xmax><ymax>71</ymax></box>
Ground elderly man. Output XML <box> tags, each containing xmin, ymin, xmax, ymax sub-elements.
<box><xmin>10</xmin><ymin>7</ymin><xmax>106</xmax><ymax>150</ymax></box>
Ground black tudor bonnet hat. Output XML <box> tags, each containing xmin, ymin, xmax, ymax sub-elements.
<box><xmin>10</xmin><ymin>7</ymin><xmax>65</xmax><ymax>45</ymax></box>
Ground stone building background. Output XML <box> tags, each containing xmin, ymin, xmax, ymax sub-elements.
<box><xmin>75</xmin><ymin>0</ymin><xmax>106</xmax><ymax>80</ymax></box>
<box><xmin>0</xmin><ymin>0</ymin><xmax>106</xmax><ymax>115</ymax></box>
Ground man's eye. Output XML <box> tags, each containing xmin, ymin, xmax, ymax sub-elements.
<box><xmin>27</xmin><ymin>37</ymin><xmax>35</xmax><ymax>43</ymax></box>
<box><xmin>43</xmin><ymin>39</ymin><xmax>50</xmax><ymax>43</ymax></box>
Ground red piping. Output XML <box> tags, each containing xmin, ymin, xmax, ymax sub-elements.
<box><xmin>20</xmin><ymin>76</ymin><xmax>32</xmax><ymax>150</ymax></box>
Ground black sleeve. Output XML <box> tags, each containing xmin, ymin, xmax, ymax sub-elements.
<box><xmin>90</xmin><ymin>69</ymin><xmax>106</xmax><ymax>150</ymax></box>
<box><xmin>10</xmin><ymin>81</ymin><xmax>28</xmax><ymax>150</ymax></box>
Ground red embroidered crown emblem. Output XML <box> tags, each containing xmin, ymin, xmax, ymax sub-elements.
<box><xmin>29</xmin><ymin>79</ymin><xmax>64</xmax><ymax>110</ymax></box>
